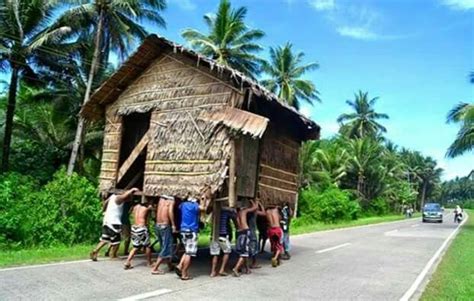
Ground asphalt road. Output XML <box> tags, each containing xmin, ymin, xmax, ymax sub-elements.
<box><xmin>0</xmin><ymin>211</ymin><xmax>463</xmax><ymax>301</ymax></box>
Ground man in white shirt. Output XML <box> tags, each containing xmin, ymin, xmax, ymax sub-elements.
<box><xmin>90</xmin><ymin>188</ymin><xmax>139</xmax><ymax>261</ymax></box>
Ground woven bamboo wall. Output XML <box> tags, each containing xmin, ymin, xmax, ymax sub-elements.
<box><xmin>99</xmin><ymin>111</ymin><xmax>123</xmax><ymax>192</ymax></box>
<box><xmin>104</xmin><ymin>54</ymin><xmax>240</xmax><ymax>198</ymax></box>
<box><xmin>257</xmin><ymin>124</ymin><xmax>300</xmax><ymax>206</ymax></box>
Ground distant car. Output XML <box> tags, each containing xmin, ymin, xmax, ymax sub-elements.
<box><xmin>422</xmin><ymin>203</ymin><xmax>443</xmax><ymax>223</ymax></box>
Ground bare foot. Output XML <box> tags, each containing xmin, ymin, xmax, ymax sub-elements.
<box><xmin>210</xmin><ymin>272</ymin><xmax>217</xmax><ymax>277</ymax></box>
<box><xmin>219</xmin><ymin>272</ymin><xmax>228</xmax><ymax>277</ymax></box>
<box><xmin>151</xmin><ymin>269</ymin><xmax>165</xmax><ymax>275</ymax></box>
<box><xmin>90</xmin><ymin>251</ymin><xmax>98</xmax><ymax>262</ymax></box>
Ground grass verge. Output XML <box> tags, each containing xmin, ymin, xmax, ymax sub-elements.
<box><xmin>0</xmin><ymin>213</ymin><xmax>417</xmax><ymax>268</ymax></box>
<box><xmin>421</xmin><ymin>210</ymin><xmax>473</xmax><ymax>300</ymax></box>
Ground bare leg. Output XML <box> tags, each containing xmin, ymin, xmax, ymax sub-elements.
<box><xmin>111</xmin><ymin>244</ymin><xmax>119</xmax><ymax>259</ymax></box>
<box><xmin>104</xmin><ymin>245</ymin><xmax>111</xmax><ymax>257</ymax></box>
<box><xmin>124</xmin><ymin>248</ymin><xmax>138</xmax><ymax>269</ymax></box>
<box><xmin>145</xmin><ymin>247</ymin><xmax>152</xmax><ymax>266</ymax></box>
<box><xmin>123</xmin><ymin>226</ymin><xmax>131</xmax><ymax>256</ymax></box>
<box><xmin>181</xmin><ymin>255</ymin><xmax>192</xmax><ymax>279</ymax></box>
<box><xmin>210</xmin><ymin>256</ymin><xmax>218</xmax><ymax>277</ymax></box>
<box><xmin>232</xmin><ymin>257</ymin><xmax>245</xmax><ymax>277</ymax></box>
<box><xmin>272</xmin><ymin>249</ymin><xmax>282</xmax><ymax>267</ymax></box>
<box><xmin>152</xmin><ymin>257</ymin><xmax>164</xmax><ymax>273</ymax></box>
<box><xmin>219</xmin><ymin>254</ymin><xmax>229</xmax><ymax>275</ymax></box>
<box><xmin>90</xmin><ymin>241</ymin><xmax>107</xmax><ymax>261</ymax></box>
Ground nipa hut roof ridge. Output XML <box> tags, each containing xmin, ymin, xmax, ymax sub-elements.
<box><xmin>80</xmin><ymin>34</ymin><xmax>320</xmax><ymax>136</ymax></box>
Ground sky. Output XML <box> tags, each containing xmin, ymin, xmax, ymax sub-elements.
<box><xmin>145</xmin><ymin>0</ymin><xmax>473</xmax><ymax>180</ymax></box>
<box><xmin>1</xmin><ymin>0</ymin><xmax>473</xmax><ymax>180</ymax></box>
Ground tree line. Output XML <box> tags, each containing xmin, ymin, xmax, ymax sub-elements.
<box><xmin>0</xmin><ymin>0</ymin><xmax>472</xmax><ymax>248</ymax></box>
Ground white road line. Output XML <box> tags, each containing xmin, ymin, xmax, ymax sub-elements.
<box><xmin>411</xmin><ymin>224</ymin><xmax>419</xmax><ymax>228</ymax></box>
<box><xmin>118</xmin><ymin>289</ymin><xmax>172</xmax><ymax>301</ymax></box>
<box><xmin>385</xmin><ymin>229</ymin><xmax>399</xmax><ymax>235</ymax></box>
<box><xmin>316</xmin><ymin>243</ymin><xmax>351</xmax><ymax>254</ymax></box>
<box><xmin>0</xmin><ymin>259</ymin><xmax>93</xmax><ymax>272</ymax></box>
<box><xmin>400</xmin><ymin>214</ymin><xmax>469</xmax><ymax>301</ymax></box>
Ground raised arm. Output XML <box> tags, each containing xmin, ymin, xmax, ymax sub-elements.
<box><xmin>244</xmin><ymin>199</ymin><xmax>258</xmax><ymax>214</ymax></box>
<box><xmin>256</xmin><ymin>201</ymin><xmax>266</xmax><ymax>217</ymax></box>
<box><xmin>115</xmin><ymin>188</ymin><xmax>139</xmax><ymax>205</ymax></box>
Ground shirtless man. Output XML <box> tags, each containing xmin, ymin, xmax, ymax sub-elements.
<box><xmin>231</xmin><ymin>199</ymin><xmax>258</xmax><ymax>277</ymax></box>
<box><xmin>123</xmin><ymin>199</ymin><xmax>153</xmax><ymax>269</ymax></box>
<box><xmin>90</xmin><ymin>188</ymin><xmax>139</xmax><ymax>261</ymax></box>
<box><xmin>266</xmin><ymin>206</ymin><xmax>284</xmax><ymax>267</ymax></box>
<box><xmin>151</xmin><ymin>195</ymin><xmax>176</xmax><ymax>275</ymax></box>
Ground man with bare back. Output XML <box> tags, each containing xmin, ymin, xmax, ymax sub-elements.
<box><xmin>266</xmin><ymin>206</ymin><xmax>284</xmax><ymax>267</ymax></box>
<box><xmin>151</xmin><ymin>195</ymin><xmax>176</xmax><ymax>275</ymax></box>
<box><xmin>90</xmin><ymin>188</ymin><xmax>139</xmax><ymax>261</ymax></box>
<box><xmin>123</xmin><ymin>198</ymin><xmax>153</xmax><ymax>269</ymax></box>
<box><xmin>231</xmin><ymin>199</ymin><xmax>258</xmax><ymax>277</ymax></box>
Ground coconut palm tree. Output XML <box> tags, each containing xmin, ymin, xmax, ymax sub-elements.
<box><xmin>181</xmin><ymin>0</ymin><xmax>264</xmax><ymax>77</ymax></box>
<box><xmin>55</xmin><ymin>0</ymin><xmax>167</xmax><ymax>175</ymax></box>
<box><xmin>261</xmin><ymin>43</ymin><xmax>320</xmax><ymax>110</ymax></box>
<box><xmin>446</xmin><ymin>102</ymin><xmax>474</xmax><ymax>158</ymax></box>
<box><xmin>337</xmin><ymin>91</ymin><xmax>389</xmax><ymax>139</ymax></box>
<box><xmin>0</xmin><ymin>0</ymin><xmax>71</xmax><ymax>172</ymax></box>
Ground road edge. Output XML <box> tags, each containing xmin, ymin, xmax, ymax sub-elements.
<box><xmin>399</xmin><ymin>213</ymin><xmax>469</xmax><ymax>301</ymax></box>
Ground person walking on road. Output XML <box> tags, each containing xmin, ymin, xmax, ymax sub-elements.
<box><xmin>90</xmin><ymin>188</ymin><xmax>139</xmax><ymax>261</ymax></box>
<box><xmin>124</xmin><ymin>198</ymin><xmax>153</xmax><ymax>269</ymax></box>
<box><xmin>151</xmin><ymin>195</ymin><xmax>177</xmax><ymax>275</ymax></box>
<box><xmin>266</xmin><ymin>206</ymin><xmax>284</xmax><ymax>267</ymax></box>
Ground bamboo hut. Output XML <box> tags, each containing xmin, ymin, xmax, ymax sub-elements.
<box><xmin>81</xmin><ymin>34</ymin><xmax>320</xmax><ymax>210</ymax></box>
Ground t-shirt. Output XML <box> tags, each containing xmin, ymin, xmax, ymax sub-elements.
<box><xmin>219</xmin><ymin>209</ymin><xmax>235</xmax><ymax>236</ymax></box>
<box><xmin>280</xmin><ymin>206</ymin><xmax>290</xmax><ymax>232</ymax></box>
<box><xmin>180</xmin><ymin>201</ymin><xmax>199</xmax><ymax>232</ymax></box>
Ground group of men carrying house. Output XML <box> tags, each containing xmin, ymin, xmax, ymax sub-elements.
<box><xmin>90</xmin><ymin>187</ymin><xmax>293</xmax><ymax>280</ymax></box>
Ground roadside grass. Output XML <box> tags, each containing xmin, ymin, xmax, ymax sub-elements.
<box><xmin>421</xmin><ymin>210</ymin><xmax>474</xmax><ymax>300</ymax></box>
<box><xmin>291</xmin><ymin>213</ymin><xmax>421</xmax><ymax>235</ymax></box>
<box><xmin>0</xmin><ymin>213</ymin><xmax>417</xmax><ymax>268</ymax></box>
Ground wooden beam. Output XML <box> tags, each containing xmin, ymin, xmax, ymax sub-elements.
<box><xmin>228</xmin><ymin>140</ymin><xmax>237</xmax><ymax>208</ymax></box>
<box><xmin>117</xmin><ymin>130</ymin><xmax>150</xmax><ymax>183</ymax></box>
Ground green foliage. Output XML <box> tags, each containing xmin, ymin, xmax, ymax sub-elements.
<box><xmin>181</xmin><ymin>0</ymin><xmax>265</xmax><ymax>77</ymax></box>
<box><xmin>261</xmin><ymin>42</ymin><xmax>320</xmax><ymax>109</ymax></box>
<box><xmin>0</xmin><ymin>169</ymin><xmax>101</xmax><ymax>249</ymax></box>
<box><xmin>367</xmin><ymin>197</ymin><xmax>389</xmax><ymax>216</ymax></box>
<box><xmin>296</xmin><ymin>186</ymin><xmax>361</xmax><ymax>225</ymax></box>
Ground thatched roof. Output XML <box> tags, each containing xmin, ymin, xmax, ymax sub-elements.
<box><xmin>80</xmin><ymin>34</ymin><xmax>320</xmax><ymax>140</ymax></box>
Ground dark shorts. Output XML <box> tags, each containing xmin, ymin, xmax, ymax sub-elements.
<box><xmin>155</xmin><ymin>224</ymin><xmax>173</xmax><ymax>259</ymax></box>
<box><xmin>131</xmin><ymin>225</ymin><xmax>150</xmax><ymax>248</ymax></box>
<box><xmin>236</xmin><ymin>229</ymin><xmax>250</xmax><ymax>258</ymax></box>
<box><xmin>248</xmin><ymin>230</ymin><xmax>258</xmax><ymax>257</ymax></box>
<box><xmin>100</xmin><ymin>224</ymin><xmax>122</xmax><ymax>245</ymax></box>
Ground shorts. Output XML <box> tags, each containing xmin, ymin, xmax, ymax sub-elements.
<box><xmin>180</xmin><ymin>231</ymin><xmax>198</xmax><ymax>257</ymax></box>
<box><xmin>267</xmin><ymin>227</ymin><xmax>283</xmax><ymax>254</ymax></box>
<box><xmin>210</xmin><ymin>235</ymin><xmax>232</xmax><ymax>256</ymax></box>
<box><xmin>236</xmin><ymin>229</ymin><xmax>250</xmax><ymax>258</ymax></box>
<box><xmin>155</xmin><ymin>224</ymin><xmax>173</xmax><ymax>259</ymax></box>
<box><xmin>131</xmin><ymin>225</ymin><xmax>150</xmax><ymax>248</ymax></box>
<box><xmin>248</xmin><ymin>230</ymin><xmax>258</xmax><ymax>257</ymax></box>
<box><xmin>100</xmin><ymin>224</ymin><xmax>122</xmax><ymax>245</ymax></box>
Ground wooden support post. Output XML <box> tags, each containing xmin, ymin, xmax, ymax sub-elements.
<box><xmin>116</xmin><ymin>130</ymin><xmax>150</xmax><ymax>183</ymax></box>
<box><xmin>212</xmin><ymin>200</ymin><xmax>222</xmax><ymax>242</ymax></box>
<box><xmin>228</xmin><ymin>139</ymin><xmax>237</xmax><ymax>208</ymax></box>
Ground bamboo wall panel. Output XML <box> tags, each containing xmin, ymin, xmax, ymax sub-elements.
<box><xmin>235</xmin><ymin>136</ymin><xmax>259</xmax><ymax>198</ymax></box>
<box><xmin>105</xmin><ymin>56</ymin><xmax>241</xmax><ymax>198</ymax></box>
<box><xmin>99</xmin><ymin>111</ymin><xmax>122</xmax><ymax>192</ymax></box>
<box><xmin>257</xmin><ymin>125</ymin><xmax>301</xmax><ymax>206</ymax></box>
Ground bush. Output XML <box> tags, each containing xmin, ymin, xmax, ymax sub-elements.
<box><xmin>368</xmin><ymin>197</ymin><xmax>389</xmax><ymax>216</ymax></box>
<box><xmin>297</xmin><ymin>186</ymin><xmax>361</xmax><ymax>224</ymax></box>
<box><xmin>0</xmin><ymin>169</ymin><xmax>101</xmax><ymax>248</ymax></box>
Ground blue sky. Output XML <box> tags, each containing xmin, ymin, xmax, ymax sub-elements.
<box><xmin>147</xmin><ymin>0</ymin><xmax>473</xmax><ymax>180</ymax></box>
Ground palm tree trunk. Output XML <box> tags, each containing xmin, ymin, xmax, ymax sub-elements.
<box><xmin>67</xmin><ymin>10</ymin><xmax>105</xmax><ymax>176</ymax></box>
<box><xmin>421</xmin><ymin>181</ymin><xmax>427</xmax><ymax>209</ymax></box>
<box><xmin>1</xmin><ymin>67</ymin><xmax>19</xmax><ymax>173</ymax></box>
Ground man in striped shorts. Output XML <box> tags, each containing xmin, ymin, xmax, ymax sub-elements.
<box><xmin>124</xmin><ymin>198</ymin><xmax>153</xmax><ymax>269</ymax></box>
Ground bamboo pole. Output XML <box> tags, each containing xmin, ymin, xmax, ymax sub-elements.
<box><xmin>228</xmin><ymin>139</ymin><xmax>237</xmax><ymax>208</ymax></box>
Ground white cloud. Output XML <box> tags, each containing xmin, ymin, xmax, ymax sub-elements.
<box><xmin>308</xmin><ymin>0</ymin><xmax>336</xmax><ymax>11</ymax></box>
<box><xmin>299</xmin><ymin>106</ymin><xmax>312</xmax><ymax>118</ymax></box>
<box><xmin>441</xmin><ymin>0</ymin><xmax>474</xmax><ymax>10</ymax></box>
<box><xmin>337</xmin><ymin>26</ymin><xmax>378</xmax><ymax>40</ymax></box>
<box><xmin>169</xmin><ymin>0</ymin><xmax>196</xmax><ymax>11</ymax></box>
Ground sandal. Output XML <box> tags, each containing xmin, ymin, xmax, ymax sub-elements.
<box><xmin>218</xmin><ymin>272</ymin><xmax>228</xmax><ymax>277</ymax></box>
<box><xmin>123</xmin><ymin>263</ymin><xmax>133</xmax><ymax>270</ymax></box>
<box><xmin>232</xmin><ymin>269</ymin><xmax>241</xmax><ymax>277</ymax></box>
<box><xmin>271</xmin><ymin>258</ymin><xmax>278</xmax><ymax>267</ymax></box>
<box><xmin>151</xmin><ymin>269</ymin><xmax>165</xmax><ymax>275</ymax></box>
<box><xmin>181</xmin><ymin>276</ymin><xmax>193</xmax><ymax>281</ymax></box>
<box><xmin>175</xmin><ymin>266</ymin><xmax>182</xmax><ymax>278</ymax></box>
